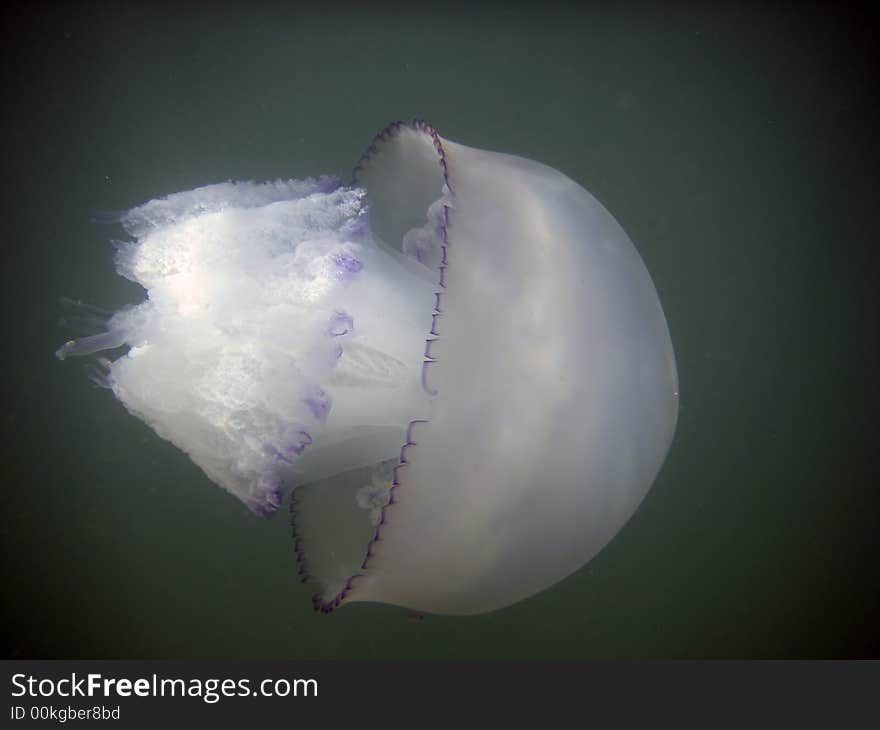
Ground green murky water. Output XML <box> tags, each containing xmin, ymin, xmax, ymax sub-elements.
<box><xmin>1</xmin><ymin>2</ymin><xmax>876</xmax><ymax>658</ymax></box>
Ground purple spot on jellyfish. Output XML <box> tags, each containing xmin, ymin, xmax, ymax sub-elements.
<box><xmin>326</xmin><ymin>310</ymin><xmax>354</xmax><ymax>337</ymax></box>
<box><xmin>303</xmin><ymin>387</ymin><xmax>331</xmax><ymax>423</ymax></box>
<box><xmin>265</xmin><ymin>487</ymin><xmax>283</xmax><ymax>509</ymax></box>
<box><xmin>284</xmin><ymin>429</ymin><xmax>313</xmax><ymax>456</ymax></box>
<box><xmin>334</xmin><ymin>252</ymin><xmax>363</xmax><ymax>275</ymax></box>
<box><xmin>257</xmin><ymin>472</ymin><xmax>280</xmax><ymax>494</ymax></box>
<box><xmin>266</xmin><ymin>428</ymin><xmax>314</xmax><ymax>464</ymax></box>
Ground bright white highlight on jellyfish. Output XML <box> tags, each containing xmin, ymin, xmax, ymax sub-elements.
<box><xmin>58</xmin><ymin>120</ymin><xmax>678</xmax><ymax>616</ymax></box>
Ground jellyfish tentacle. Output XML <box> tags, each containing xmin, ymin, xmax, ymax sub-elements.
<box><xmin>55</xmin><ymin>329</ymin><xmax>127</xmax><ymax>360</ymax></box>
<box><xmin>83</xmin><ymin>363</ymin><xmax>113</xmax><ymax>389</ymax></box>
<box><xmin>57</xmin><ymin>296</ymin><xmax>114</xmax><ymax>337</ymax></box>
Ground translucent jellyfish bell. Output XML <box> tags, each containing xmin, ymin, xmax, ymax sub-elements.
<box><xmin>57</xmin><ymin>120</ymin><xmax>678</xmax><ymax>615</ymax></box>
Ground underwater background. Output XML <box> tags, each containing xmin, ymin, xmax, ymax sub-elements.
<box><xmin>1</xmin><ymin>1</ymin><xmax>877</xmax><ymax>658</ymax></box>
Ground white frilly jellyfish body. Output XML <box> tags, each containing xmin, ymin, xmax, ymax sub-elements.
<box><xmin>57</xmin><ymin>120</ymin><xmax>678</xmax><ymax>615</ymax></box>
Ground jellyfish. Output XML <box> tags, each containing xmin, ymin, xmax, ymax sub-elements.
<box><xmin>56</xmin><ymin>119</ymin><xmax>678</xmax><ymax>615</ymax></box>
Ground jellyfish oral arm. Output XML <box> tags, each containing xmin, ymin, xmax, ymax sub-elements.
<box><xmin>57</xmin><ymin>178</ymin><xmax>437</xmax><ymax>515</ymax></box>
<box><xmin>55</xmin><ymin>329</ymin><xmax>128</xmax><ymax>360</ymax></box>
